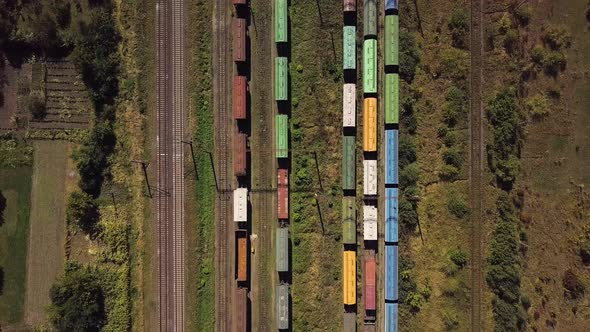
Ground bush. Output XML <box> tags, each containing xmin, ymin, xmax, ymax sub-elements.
<box><xmin>448</xmin><ymin>8</ymin><xmax>468</xmax><ymax>49</ymax></box>
<box><xmin>449</xmin><ymin>248</ymin><xmax>468</xmax><ymax>268</ymax></box>
<box><xmin>0</xmin><ymin>190</ymin><xmax>5</xmax><ymax>226</ymax></box>
<box><xmin>399</xmin><ymin>137</ymin><xmax>417</xmax><ymax>169</ymax></box>
<box><xmin>443</xmin><ymin>130</ymin><xmax>461</xmax><ymax>147</ymax></box>
<box><xmin>514</xmin><ymin>5</ymin><xmax>533</xmax><ymax>27</ymax></box>
<box><xmin>530</xmin><ymin>44</ymin><xmax>545</xmax><ymax>65</ymax></box>
<box><xmin>447</xmin><ymin>194</ymin><xmax>468</xmax><ymax>219</ymax></box>
<box><xmin>543</xmin><ymin>25</ymin><xmax>571</xmax><ymax>50</ymax></box>
<box><xmin>26</xmin><ymin>90</ymin><xmax>47</xmax><ymax>120</ymax></box>
<box><xmin>49</xmin><ymin>263</ymin><xmax>106</xmax><ymax>332</ymax></box>
<box><xmin>579</xmin><ymin>234</ymin><xmax>590</xmax><ymax>264</ymax></box>
<box><xmin>399</xmin><ymin>197</ymin><xmax>418</xmax><ymax>231</ymax></box>
<box><xmin>399</xmin><ymin>31</ymin><xmax>420</xmax><ymax>83</ymax></box>
<box><xmin>443</xmin><ymin>147</ymin><xmax>464</xmax><ymax>168</ymax></box>
<box><xmin>563</xmin><ymin>269</ymin><xmax>585</xmax><ymax>299</ymax></box>
<box><xmin>400</xmin><ymin>162</ymin><xmax>420</xmax><ymax>188</ymax></box>
<box><xmin>525</xmin><ymin>94</ymin><xmax>550</xmax><ymax>120</ymax></box>
<box><xmin>440</xmin><ymin>164</ymin><xmax>460</xmax><ymax>181</ymax></box>
<box><xmin>503</xmin><ymin>29</ymin><xmax>519</xmax><ymax>54</ymax></box>
<box><xmin>443</xmin><ymin>86</ymin><xmax>467</xmax><ymax>127</ymax></box>
<box><xmin>440</xmin><ymin>47</ymin><xmax>469</xmax><ymax>80</ymax></box>
<box><xmin>66</xmin><ymin>191</ymin><xmax>100</xmax><ymax>234</ymax></box>
<box><xmin>542</xmin><ymin>51</ymin><xmax>567</xmax><ymax>76</ymax></box>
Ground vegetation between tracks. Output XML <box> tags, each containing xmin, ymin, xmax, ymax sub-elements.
<box><xmin>186</xmin><ymin>0</ymin><xmax>215</xmax><ymax>330</ymax></box>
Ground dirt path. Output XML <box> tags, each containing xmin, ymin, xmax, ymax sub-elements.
<box><xmin>469</xmin><ymin>0</ymin><xmax>484</xmax><ymax>330</ymax></box>
<box><xmin>249</xmin><ymin>0</ymin><xmax>275</xmax><ymax>330</ymax></box>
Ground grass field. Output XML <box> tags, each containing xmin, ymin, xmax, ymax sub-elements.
<box><xmin>0</xmin><ymin>167</ymin><xmax>32</xmax><ymax>326</ymax></box>
<box><xmin>24</xmin><ymin>141</ymin><xmax>69</xmax><ymax>326</ymax></box>
<box><xmin>290</xmin><ymin>0</ymin><xmax>343</xmax><ymax>330</ymax></box>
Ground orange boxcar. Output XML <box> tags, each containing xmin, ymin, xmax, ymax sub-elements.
<box><xmin>233</xmin><ymin>76</ymin><xmax>247</xmax><ymax>120</ymax></box>
<box><xmin>363</xmin><ymin>98</ymin><xmax>377</xmax><ymax>152</ymax></box>
<box><xmin>234</xmin><ymin>133</ymin><xmax>247</xmax><ymax>177</ymax></box>
<box><xmin>278</xmin><ymin>186</ymin><xmax>288</xmax><ymax>219</ymax></box>
<box><xmin>233</xmin><ymin>18</ymin><xmax>246</xmax><ymax>62</ymax></box>
<box><xmin>365</xmin><ymin>256</ymin><xmax>376</xmax><ymax>310</ymax></box>
<box><xmin>236</xmin><ymin>231</ymin><xmax>248</xmax><ymax>282</ymax></box>
<box><xmin>235</xmin><ymin>287</ymin><xmax>247</xmax><ymax>331</ymax></box>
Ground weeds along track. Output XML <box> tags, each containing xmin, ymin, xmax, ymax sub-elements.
<box><xmin>469</xmin><ymin>0</ymin><xmax>484</xmax><ymax>330</ymax></box>
<box><xmin>214</xmin><ymin>0</ymin><xmax>232</xmax><ymax>331</ymax></box>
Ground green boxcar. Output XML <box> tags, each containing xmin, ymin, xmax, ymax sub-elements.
<box><xmin>385</xmin><ymin>73</ymin><xmax>399</xmax><ymax>124</ymax></box>
<box><xmin>276</xmin><ymin>227</ymin><xmax>289</xmax><ymax>272</ymax></box>
<box><xmin>363</xmin><ymin>39</ymin><xmax>377</xmax><ymax>94</ymax></box>
<box><xmin>385</xmin><ymin>15</ymin><xmax>399</xmax><ymax>66</ymax></box>
<box><xmin>342</xmin><ymin>135</ymin><xmax>356</xmax><ymax>190</ymax></box>
<box><xmin>275</xmin><ymin>57</ymin><xmax>288</xmax><ymax>101</ymax></box>
<box><xmin>276</xmin><ymin>114</ymin><xmax>288</xmax><ymax>159</ymax></box>
<box><xmin>363</xmin><ymin>0</ymin><xmax>377</xmax><ymax>37</ymax></box>
<box><xmin>343</xmin><ymin>26</ymin><xmax>356</xmax><ymax>70</ymax></box>
<box><xmin>342</xmin><ymin>195</ymin><xmax>356</xmax><ymax>249</ymax></box>
<box><xmin>275</xmin><ymin>0</ymin><xmax>288</xmax><ymax>43</ymax></box>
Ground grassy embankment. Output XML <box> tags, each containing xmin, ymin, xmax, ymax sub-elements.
<box><xmin>0</xmin><ymin>164</ymin><xmax>32</xmax><ymax>325</ymax></box>
<box><xmin>481</xmin><ymin>1</ymin><xmax>590</xmax><ymax>330</ymax></box>
<box><xmin>185</xmin><ymin>0</ymin><xmax>215</xmax><ymax>331</ymax></box>
<box><xmin>290</xmin><ymin>0</ymin><xmax>343</xmax><ymax>330</ymax></box>
<box><xmin>395</xmin><ymin>1</ymin><xmax>472</xmax><ymax>330</ymax></box>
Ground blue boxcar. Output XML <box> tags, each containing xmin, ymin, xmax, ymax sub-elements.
<box><xmin>385</xmin><ymin>245</ymin><xmax>398</xmax><ymax>301</ymax></box>
<box><xmin>385</xmin><ymin>188</ymin><xmax>398</xmax><ymax>242</ymax></box>
<box><xmin>385</xmin><ymin>303</ymin><xmax>398</xmax><ymax>332</ymax></box>
<box><xmin>385</xmin><ymin>129</ymin><xmax>398</xmax><ymax>185</ymax></box>
<box><xmin>385</xmin><ymin>0</ymin><xmax>398</xmax><ymax>11</ymax></box>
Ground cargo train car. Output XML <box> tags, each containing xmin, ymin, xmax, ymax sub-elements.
<box><xmin>385</xmin><ymin>73</ymin><xmax>399</xmax><ymax>124</ymax></box>
<box><xmin>363</xmin><ymin>98</ymin><xmax>377</xmax><ymax>152</ymax></box>
<box><xmin>385</xmin><ymin>302</ymin><xmax>398</xmax><ymax>332</ymax></box>
<box><xmin>343</xmin><ymin>250</ymin><xmax>357</xmax><ymax>305</ymax></box>
<box><xmin>343</xmin><ymin>26</ymin><xmax>356</xmax><ymax>70</ymax></box>
<box><xmin>275</xmin><ymin>0</ymin><xmax>288</xmax><ymax>43</ymax></box>
<box><xmin>276</xmin><ymin>114</ymin><xmax>288</xmax><ymax>159</ymax></box>
<box><xmin>363</xmin><ymin>0</ymin><xmax>377</xmax><ymax>37</ymax></box>
<box><xmin>385</xmin><ymin>245</ymin><xmax>398</xmax><ymax>301</ymax></box>
<box><xmin>276</xmin><ymin>227</ymin><xmax>289</xmax><ymax>272</ymax></box>
<box><xmin>275</xmin><ymin>57</ymin><xmax>288</xmax><ymax>101</ymax></box>
<box><xmin>235</xmin><ymin>287</ymin><xmax>248</xmax><ymax>331</ymax></box>
<box><xmin>342</xmin><ymin>197</ymin><xmax>356</xmax><ymax>244</ymax></box>
<box><xmin>385</xmin><ymin>15</ymin><xmax>399</xmax><ymax>67</ymax></box>
<box><xmin>363</xmin><ymin>159</ymin><xmax>377</xmax><ymax>196</ymax></box>
<box><xmin>385</xmin><ymin>188</ymin><xmax>398</xmax><ymax>242</ymax></box>
<box><xmin>233</xmin><ymin>188</ymin><xmax>248</xmax><ymax>223</ymax></box>
<box><xmin>363</xmin><ymin>39</ymin><xmax>377</xmax><ymax>94</ymax></box>
<box><xmin>278</xmin><ymin>168</ymin><xmax>288</xmax><ymax>186</ymax></box>
<box><xmin>234</xmin><ymin>133</ymin><xmax>247</xmax><ymax>177</ymax></box>
<box><xmin>236</xmin><ymin>230</ymin><xmax>248</xmax><ymax>282</ymax></box>
<box><xmin>277</xmin><ymin>284</ymin><xmax>290</xmax><ymax>330</ymax></box>
<box><xmin>342</xmin><ymin>135</ymin><xmax>356</xmax><ymax>190</ymax></box>
<box><xmin>364</xmin><ymin>324</ymin><xmax>376</xmax><ymax>332</ymax></box>
<box><xmin>278</xmin><ymin>186</ymin><xmax>288</xmax><ymax>219</ymax></box>
<box><xmin>343</xmin><ymin>0</ymin><xmax>356</xmax><ymax>12</ymax></box>
<box><xmin>233</xmin><ymin>17</ymin><xmax>246</xmax><ymax>62</ymax></box>
<box><xmin>364</xmin><ymin>254</ymin><xmax>376</xmax><ymax>311</ymax></box>
<box><xmin>384</xmin><ymin>129</ymin><xmax>398</xmax><ymax>185</ymax></box>
<box><xmin>233</xmin><ymin>0</ymin><xmax>247</xmax><ymax>6</ymax></box>
<box><xmin>385</xmin><ymin>0</ymin><xmax>398</xmax><ymax>11</ymax></box>
<box><xmin>343</xmin><ymin>312</ymin><xmax>356</xmax><ymax>332</ymax></box>
<box><xmin>233</xmin><ymin>76</ymin><xmax>247</xmax><ymax>120</ymax></box>
<box><xmin>343</xmin><ymin>84</ymin><xmax>356</xmax><ymax>127</ymax></box>
<box><xmin>363</xmin><ymin>204</ymin><xmax>377</xmax><ymax>241</ymax></box>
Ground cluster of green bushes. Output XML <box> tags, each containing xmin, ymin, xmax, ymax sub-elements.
<box><xmin>528</xmin><ymin>25</ymin><xmax>571</xmax><ymax>77</ymax></box>
<box><xmin>0</xmin><ymin>138</ymin><xmax>33</xmax><ymax>168</ymax></box>
<box><xmin>399</xmin><ymin>256</ymin><xmax>431</xmax><ymax>313</ymax></box>
<box><xmin>399</xmin><ymin>94</ymin><xmax>419</xmax><ymax>232</ymax></box>
<box><xmin>486</xmin><ymin>193</ymin><xmax>527</xmax><ymax>331</ymax></box>
<box><xmin>438</xmin><ymin>86</ymin><xmax>466</xmax><ymax>182</ymax></box>
<box><xmin>486</xmin><ymin>87</ymin><xmax>521</xmax><ymax>190</ymax></box>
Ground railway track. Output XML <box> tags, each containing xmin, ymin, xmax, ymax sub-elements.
<box><xmin>156</xmin><ymin>0</ymin><xmax>185</xmax><ymax>329</ymax></box>
<box><xmin>214</xmin><ymin>1</ymin><xmax>232</xmax><ymax>331</ymax></box>
<box><xmin>469</xmin><ymin>0</ymin><xmax>484</xmax><ymax>330</ymax></box>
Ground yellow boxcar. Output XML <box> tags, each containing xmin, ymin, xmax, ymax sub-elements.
<box><xmin>343</xmin><ymin>250</ymin><xmax>356</xmax><ymax>305</ymax></box>
<box><xmin>363</xmin><ymin>97</ymin><xmax>377</xmax><ymax>152</ymax></box>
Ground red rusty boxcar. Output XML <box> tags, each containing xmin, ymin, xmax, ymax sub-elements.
<box><xmin>233</xmin><ymin>0</ymin><xmax>247</xmax><ymax>6</ymax></box>
<box><xmin>278</xmin><ymin>186</ymin><xmax>288</xmax><ymax>219</ymax></box>
<box><xmin>235</xmin><ymin>287</ymin><xmax>247</xmax><ymax>331</ymax></box>
<box><xmin>344</xmin><ymin>0</ymin><xmax>356</xmax><ymax>12</ymax></box>
<box><xmin>278</xmin><ymin>168</ymin><xmax>288</xmax><ymax>187</ymax></box>
<box><xmin>365</xmin><ymin>255</ymin><xmax>376</xmax><ymax>311</ymax></box>
<box><xmin>233</xmin><ymin>17</ymin><xmax>246</xmax><ymax>62</ymax></box>
<box><xmin>233</xmin><ymin>76</ymin><xmax>247</xmax><ymax>120</ymax></box>
<box><xmin>234</xmin><ymin>133</ymin><xmax>247</xmax><ymax>177</ymax></box>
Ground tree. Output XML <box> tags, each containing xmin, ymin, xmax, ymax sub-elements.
<box><xmin>448</xmin><ymin>8</ymin><xmax>468</xmax><ymax>49</ymax></box>
<box><xmin>400</xmin><ymin>162</ymin><xmax>420</xmax><ymax>188</ymax></box>
<box><xmin>399</xmin><ymin>137</ymin><xmax>417</xmax><ymax>169</ymax></box>
<box><xmin>447</xmin><ymin>194</ymin><xmax>468</xmax><ymax>219</ymax></box>
<box><xmin>26</xmin><ymin>90</ymin><xmax>47</xmax><ymax>120</ymax></box>
<box><xmin>399</xmin><ymin>197</ymin><xmax>418</xmax><ymax>231</ymax></box>
<box><xmin>66</xmin><ymin>191</ymin><xmax>99</xmax><ymax>234</ymax></box>
<box><xmin>443</xmin><ymin>86</ymin><xmax>466</xmax><ymax>127</ymax></box>
<box><xmin>0</xmin><ymin>190</ymin><xmax>5</xmax><ymax>226</ymax></box>
<box><xmin>49</xmin><ymin>263</ymin><xmax>105</xmax><ymax>332</ymax></box>
<box><xmin>0</xmin><ymin>266</ymin><xmax>4</xmax><ymax>295</ymax></box>
<box><xmin>399</xmin><ymin>31</ymin><xmax>420</xmax><ymax>83</ymax></box>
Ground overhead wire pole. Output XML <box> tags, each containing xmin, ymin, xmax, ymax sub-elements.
<box><xmin>132</xmin><ymin>160</ymin><xmax>153</xmax><ymax>198</ymax></box>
